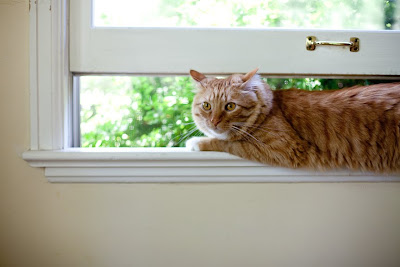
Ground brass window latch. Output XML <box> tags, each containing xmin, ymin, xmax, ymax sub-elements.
<box><xmin>306</xmin><ymin>36</ymin><xmax>360</xmax><ymax>52</ymax></box>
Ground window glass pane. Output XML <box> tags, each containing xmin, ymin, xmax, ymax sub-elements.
<box><xmin>79</xmin><ymin>76</ymin><xmax>396</xmax><ymax>148</ymax></box>
<box><xmin>80</xmin><ymin>76</ymin><xmax>196</xmax><ymax>148</ymax></box>
<box><xmin>93</xmin><ymin>0</ymin><xmax>399</xmax><ymax>30</ymax></box>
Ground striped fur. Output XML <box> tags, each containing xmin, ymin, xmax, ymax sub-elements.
<box><xmin>188</xmin><ymin>69</ymin><xmax>400</xmax><ymax>173</ymax></box>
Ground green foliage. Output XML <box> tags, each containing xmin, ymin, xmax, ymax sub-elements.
<box><xmin>266</xmin><ymin>78</ymin><xmax>380</xmax><ymax>91</ymax></box>
<box><xmin>384</xmin><ymin>0</ymin><xmax>398</xmax><ymax>29</ymax></box>
<box><xmin>150</xmin><ymin>0</ymin><xmax>387</xmax><ymax>29</ymax></box>
<box><xmin>96</xmin><ymin>0</ymin><xmax>397</xmax><ymax>29</ymax></box>
<box><xmin>81</xmin><ymin>77</ymin><xmax>199</xmax><ymax>148</ymax></box>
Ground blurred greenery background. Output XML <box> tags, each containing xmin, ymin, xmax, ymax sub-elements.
<box><xmin>81</xmin><ymin>0</ymin><xmax>399</xmax><ymax>148</ymax></box>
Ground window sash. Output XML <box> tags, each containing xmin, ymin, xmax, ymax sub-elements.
<box><xmin>70</xmin><ymin>0</ymin><xmax>400</xmax><ymax>76</ymax></box>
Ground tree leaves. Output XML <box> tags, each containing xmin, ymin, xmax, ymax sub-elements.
<box><xmin>81</xmin><ymin>76</ymin><xmax>198</xmax><ymax>147</ymax></box>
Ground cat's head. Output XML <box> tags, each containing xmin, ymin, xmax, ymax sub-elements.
<box><xmin>190</xmin><ymin>68</ymin><xmax>273</xmax><ymax>141</ymax></box>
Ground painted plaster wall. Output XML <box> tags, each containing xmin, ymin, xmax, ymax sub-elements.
<box><xmin>1</xmin><ymin>1</ymin><xmax>400</xmax><ymax>266</ymax></box>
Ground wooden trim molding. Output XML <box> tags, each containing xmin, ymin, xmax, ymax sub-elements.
<box><xmin>23</xmin><ymin>148</ymin><xmax>400</xmax><ymax>183</ymax></box>
<box><xmin>29</xmin><ymin>0</ymin><xmax>70</xmax><ymax>150</ymax></box>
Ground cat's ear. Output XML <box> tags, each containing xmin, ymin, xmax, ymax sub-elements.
<box><xmin>241</xmin><ymin>68</ymin><xmax>259</xmax><ymax>83</ymax></box>
<box><xmin>240</xmin><ymin>68</ymin><xmax>263</xmax><ymax>91</ymax></box>
<box><xmin>190</xmin><ymin>70</ymin><xmax>206</xmax><ymax>82</ymax></box>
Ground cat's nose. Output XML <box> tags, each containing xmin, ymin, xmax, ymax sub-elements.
<box><xmin>211</xmin><ymin>117</ymin><xmax>222</xmax><ymax>127</ymax></box>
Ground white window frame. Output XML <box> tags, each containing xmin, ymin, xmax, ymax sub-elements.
<box><xmin>23</xmin><ymin>0</ymin><xmax>400</xmax><ymax>183</ymax></box>
<box><xmin>71</xmin><ymin>0</ymin><xmax>400</xmax><ymax>76</ymax></box>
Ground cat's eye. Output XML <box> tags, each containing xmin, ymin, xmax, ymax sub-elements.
<box><xmin>202</xmin><ymin>102</ymin><xmax>212</xmax><ymax>110</ymax></box>
<box><xmin>225</xmin><ymin>102</ymin><xmax>236</xmax><ymax>111</ymax></box>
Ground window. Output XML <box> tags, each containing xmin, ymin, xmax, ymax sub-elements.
<box><xmin>24</xmin><ymin>0</ymin><xmax>400</xmax><ymax>182</ymax></box>
<box><xmin>78</xmin><ymin>75</ymin><xmax>197</xmax><ymax>148</ymax></box>
<box><xmin>78</xmin><ymin>76</ymin><xmax>394</xmax><ymax>149</ymax></box>
<box><xmin>74</xmin><ymin>0</ymin><xmax>400</xmax><ymax>149</ymax></box>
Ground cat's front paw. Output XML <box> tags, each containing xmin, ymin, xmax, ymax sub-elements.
<box><xmin>186</xmin><ymin>137</ymin><xmax>210</xmax><ymax>151</ymax></box>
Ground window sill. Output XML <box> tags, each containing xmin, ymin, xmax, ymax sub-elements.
<box><xmin>22</xmin><ymin>148</ymin><xmax>400</xmax><ymax>183</ymax></box>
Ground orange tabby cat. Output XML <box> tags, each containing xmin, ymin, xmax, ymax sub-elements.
<box><xmin>186</xmin><ymin>68</ymin><xmax>400</xmax><ymax>172</ymax></box>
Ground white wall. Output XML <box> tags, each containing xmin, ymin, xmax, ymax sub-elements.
<box><xmin>1</xmin><ymin>1</ymin><xmax>400</xmax><ymax>266</ymax></box>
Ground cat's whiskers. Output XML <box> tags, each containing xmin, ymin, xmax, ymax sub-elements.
<box><xmin>178</xmin><ymin>129</ymin><xmax>202</xmax><ymax>145</ymax></box>
<box><xmin>231</xmin><ymin>123</ymin><xmax>282</xmax><ymax>140</ymax></box>
<box><xmin>241</xmin><ymin>125</ymin><xmax>286</xmax><ymax>139</ymax></box>
<box><xmin>231</xmin><ymin>125</ymin><xmax>265</xmax><ymax>147</ymax></box>
<box><xmin>231</xmin><ymin>127</ymin><xmax>262</xmax><ymax>147</ymax></box>
<box><xmin>172</xmin><ymin>125</ymin><xmax>201</xmax><ymax>146</ymax></box>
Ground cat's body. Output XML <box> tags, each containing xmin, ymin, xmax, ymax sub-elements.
<box><xmin>187</xmin><ymin>69</ymin><xmax>400</xmax><ymax>172</ymax></box>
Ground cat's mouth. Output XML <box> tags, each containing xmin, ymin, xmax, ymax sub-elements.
<box><xmin>211</xmin><ymin>126</ymin><xmax>225</xmax><ymax>134</ymax></box>
<box><xmin>207</xmin><ymin>127</ymin><xmax>230</xmax><ymax>140</ymax></box>
<box><xmin>207</xmin><ymin>123</ymin><xmax>248</xmax><ymax>140</ymax></box>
